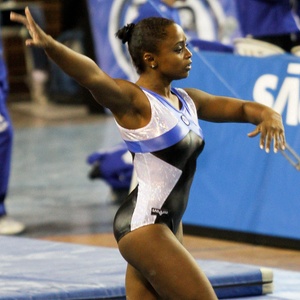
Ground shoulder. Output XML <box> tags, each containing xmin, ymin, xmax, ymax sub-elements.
<box><xmin>173</xmin><ymin>87</ymin><xmax>194</xmax><ymax>101</ymax></box>
<box><xmin>182</xmin><ymin>88</ymin><xmax>215</xmax><ymax>110</ymax></box>
<box><xmin>113</xmin><ymin>79</ymin><xmax>152</xmax><ymax>129</ymax></box>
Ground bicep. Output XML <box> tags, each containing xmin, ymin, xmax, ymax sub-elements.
<box><xmin>86</xmin><ymin>70</ymin><xmax>132</xmax><ymax>111</ymax></box>
<box><xmin>89</xmin><ymin>76</ymin><xmax>151</xmax><ymax>129</ymax></box>
<box><xmin>185</xmin><ymin>88</ymin><xmax>247</xmax><ymax>123</ymax></box>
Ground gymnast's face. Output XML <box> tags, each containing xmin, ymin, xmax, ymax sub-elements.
<box><xmin>155</xmin><ymin>24</ymin><xmax>192</xmax><ymax>80</ymax></box>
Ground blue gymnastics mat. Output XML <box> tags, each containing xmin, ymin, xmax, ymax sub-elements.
<box><xmin>0</xmin><ymin>236</ymin><xmax>298</xmax><ymax>300</ymax></box>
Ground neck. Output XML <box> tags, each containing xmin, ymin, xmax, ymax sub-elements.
<box><xmin>136</xmin><ymin>77</ymin><xmax>180</xmax><ymax>109</ymax></box>
<box><xmin>136</xmin><ymin>78</ymin><xmax>172</xmax><ymax>98</ymax></box>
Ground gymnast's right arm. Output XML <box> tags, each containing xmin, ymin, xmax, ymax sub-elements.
<box><xmin>10</xmin><ymin>7</ymin><xmax>135</xmax><ymax>115</ymax></box>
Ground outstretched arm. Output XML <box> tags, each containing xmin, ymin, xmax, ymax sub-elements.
<box><xmin>185</xmin><ymin>88</ymin><xmax>286</xmax><ymax>153</ymax></box>
<box><xmin>10</xmin><ymin>7</ymin><xmax>133</xmax><ymax>114</ymax></box>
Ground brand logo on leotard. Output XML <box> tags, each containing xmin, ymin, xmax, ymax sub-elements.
<box><xmin>181</xmin><ymin>114</ymin><xmax>190</xmax><ymax>126</ymax></box>
<box><xmin>151</xmin><ymin>208</ymin><xmax>168</xmax><ymax>217</ymax></box>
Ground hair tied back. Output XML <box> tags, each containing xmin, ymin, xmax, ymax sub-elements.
<box><xmin>117</xmin><ymin>23</ymin><xmax>135</xmax><ymax>44</ymax></box>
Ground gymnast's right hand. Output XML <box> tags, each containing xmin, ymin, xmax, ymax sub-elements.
<box><xmin>10</xmin><ymin>7</ymin><xmax>50</xmax><ymax>49</ymax></box>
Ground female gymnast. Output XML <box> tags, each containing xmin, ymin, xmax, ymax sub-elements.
<box><xmin>11</xmin><ymin>8</ymin><xmax>285</xmax><ymax>300</ymax></box>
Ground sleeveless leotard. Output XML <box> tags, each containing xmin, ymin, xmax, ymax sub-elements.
<box><xmin>113</xmin><ymin>87</ymin><xmax>204</xmax><ymax>242</ymax></box>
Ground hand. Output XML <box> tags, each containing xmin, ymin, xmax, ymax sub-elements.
<box><xmin>10</xmin><ymin>7</ymin><xmax>50</xmax><ymax>48</ymax></box>
<box><xmin>247</xmin><ymin>112</ymin><xmax>286</xmax><ymax>153</ymax></box>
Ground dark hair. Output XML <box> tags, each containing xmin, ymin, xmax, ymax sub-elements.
<box><xmin>116</xmin><ymin>17</ymin><xmax>175</xmax><ymax>74</ymax></box>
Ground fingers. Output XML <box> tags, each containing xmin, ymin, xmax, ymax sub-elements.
<box><xmin>10</xmin><ymin>7</ymin><xmax>40</xmax><ymax>47</ymax></box>
<box><xmin>262</xmin><ymin>128</ymin><xmax>286</xmax><ymax>153</ymax></box>
<box><xmin>247</xmin><ymin>127</ymin><xmax>260</xmax><ymax>138</ymax></box>
<box><xmin>248</xmin><ymin>124</ymin><xmax>286</xmax><ymax>153</ymax></box>
<box><xmin>262</xmin><ymin>132</ymin><xmax>272</xmax><ymax>153</ymax></box>
<box><xmin>25</xmin><ymin>6</ymin><xmax>35</xmax><ymax>28</ymax></box>
<box><xmin>10</xmin><ymin>8</ymin><xmax>32</xmax><ymax>39</ymax></box>
<box><xmin>248</xmin><ymin>126</ymin><xmax>268</xmax><ymax>151</ymax></box>
<box><xmin>10</xmin><ymin>11</ymin><xmax>28</xmax><ymax>26</ymax></box>
<box><xmin>260</xmin><ymin>129</ymin><xmax>268</xmax><ymax>152</ymax></box>
<box><xmin>274</xmin><ymin>132</ymin><xmax>286</xmax><ymax>152</ymax></box>
<box><xmin>10</xmin><ymin>7</ymin><xmax>36</xmax><ymax>31</ymax></box>
<box><xmin>248</xmin><ymin>126</ymin><xmax>266</xmax><ymax>151</ymax></box>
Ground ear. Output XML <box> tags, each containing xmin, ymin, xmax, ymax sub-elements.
<box><xmin>143</xmin><ymin>53</ymin><xmax>157</xmax><ymax>69</ymax></box>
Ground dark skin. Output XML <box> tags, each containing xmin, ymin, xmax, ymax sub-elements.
<box><xmin>11</xmin><ymin>8</ymin><xmax>285</xmax><ymax>300</ymax></box>
<box><xmin>10</xmin><ymin>8</ymin><xmax>285</xmax><ymax>152</ymax></box>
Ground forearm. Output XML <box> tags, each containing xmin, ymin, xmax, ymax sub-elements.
<box><xmin>10</xmin><ymin>7</ymin><xmax>102</xmax><ymax>90</ymax></box>
<box><xmin>212</xmin><ymin>97</ymin><xmax>285</xmax><ymax>152</ymax></box>
<box><xmin>186</xmin><ymin>88</ymin><xmax>277</xmax><ymax>124</ymax></box>
<box><xmin>200</xmin><ymin>94</ymin><xmax>281</xmax><ymax>125</ymax></box>
<box><xmin>242</xmin><ymin>101</ymin><xmax>281</xmax><ymax>125</ymax></box>
<box><xmin>43</xmin><ymin>36</ymin><xmax>100</xmax><ymax>89</ymax></box>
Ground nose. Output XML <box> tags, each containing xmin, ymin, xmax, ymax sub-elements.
<box><xmin>185</xmin><ymin>46</ymin><xmax>192</xmax><ymax>58</ymax></box>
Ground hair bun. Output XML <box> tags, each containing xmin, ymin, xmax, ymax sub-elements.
<box><xmin>116</xmin><ymin>23</ymin><xmax>135</xmax><ymax>44</ymax></box>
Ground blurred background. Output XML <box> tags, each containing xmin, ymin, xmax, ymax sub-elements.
<box><xmin>0</xmin><ymin>0</ymin><xmax>300</xmax><ymax>262</ymax></box>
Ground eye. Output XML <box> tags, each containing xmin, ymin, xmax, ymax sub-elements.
<box><xmin>174</xmin><ymin>46</ymin><xmax>183</xmax><ymax>53</ymax></box>
<box><xmin>174</xmin><ymin>43</ymin><xmax>189</xmax><ymax>53</ymax></box>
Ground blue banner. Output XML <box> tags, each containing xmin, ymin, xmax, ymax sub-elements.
<box><xmin>87</xmin><ymin>0</ymin><xmax>300</xmax><ymax>241</ymax></box>
<box><xmin>87</xmin><ymin>0</ymin><xmax>240</xmax><ymax>80</ymax></box>
<box><xmin>175</xmin><ymin>50</ymin><xmax>300</xmax><ymax>240</ymax></box>
<box><xmin>87</xmin><ymin>0</ymin><xmax>142</xmax><ymax>81</ymax></box>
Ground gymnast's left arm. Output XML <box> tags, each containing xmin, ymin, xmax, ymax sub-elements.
<box><xmin>185</xmin><ymin>87</ymin><xmax>286</xmax><ymax>154</ymax></box>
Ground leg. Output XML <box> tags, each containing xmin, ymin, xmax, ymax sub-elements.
<box><xmin>125</xmin><ymin>263</ymin><xmax>159</xmax><ymax>300</ymax></box>
<box><xmin>118</xmin><ymin>224</ymin><xmax>217</xmax><ymax>300</ymax></box>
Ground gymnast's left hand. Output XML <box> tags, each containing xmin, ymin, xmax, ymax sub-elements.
<box><xmin>247</xmin><ymin>111</ymin><xmax>286</xmax><ymax>153</ymax></box>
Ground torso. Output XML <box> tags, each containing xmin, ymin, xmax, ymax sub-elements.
<box><xmin>113</xmin><ymin>88</ymin><xmax>205</xmax><ymax>242</ymax></box>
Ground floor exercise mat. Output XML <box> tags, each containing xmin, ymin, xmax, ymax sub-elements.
<box><xmin>197</xmin><ymin>260</ymin><xmax>273</xmax><ymax>298</ymax></box>
<box><xmin>0</xmin><ymin>236</ymin><xmax>281</xmax><ymax>300</ymax></box>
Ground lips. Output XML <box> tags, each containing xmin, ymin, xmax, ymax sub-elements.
<box><xmin>186</xmin><ymin>65</ymin><xmax>192</xmax><ymax>70</ymax></box>
<box><xmin>186</xmin><ymin>62</ymin><xmax>192</xmax><ymax>70</ymax></box>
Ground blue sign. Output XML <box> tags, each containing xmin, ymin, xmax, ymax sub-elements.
<box><xmin>175</xmin><ymin>50</ymin><xmax>300</xmax><ymax>240</ymax></box>
<box><xmin>87</xmin><ymin>0</ymin><xmax>300</xmax><ymax>241</ymax></box>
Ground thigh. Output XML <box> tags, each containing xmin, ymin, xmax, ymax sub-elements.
<box><xmin>118</xmin><ymin>224</ymin><xmax>217</xmax><ymax>300</ymax></box>
<box><xmin>125</xmin><ymin>263</ymin><xmax>159</xmax><ymax>300</ymax></box>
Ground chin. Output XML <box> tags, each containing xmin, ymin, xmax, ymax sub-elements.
<box><xmin>181</xmin><ymin>72</ymin><xmax>190</xmax><ymax>79</ymax></box>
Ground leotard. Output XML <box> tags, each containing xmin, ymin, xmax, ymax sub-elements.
<box><xmin>113</xmin><ymin>87</ymin><xmax>204</xmax><ymax>242</ymax></box>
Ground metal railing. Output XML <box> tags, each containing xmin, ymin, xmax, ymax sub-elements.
<box><xmin>280</xmin><ymin>143</ymin><xmax>300</xmax><ymax>171</ymax></box>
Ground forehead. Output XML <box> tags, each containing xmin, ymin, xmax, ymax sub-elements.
<box><xmin>163</xmin><ymin>23</ymin><xmax>186</xmax><ymax>46</ymax></box>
